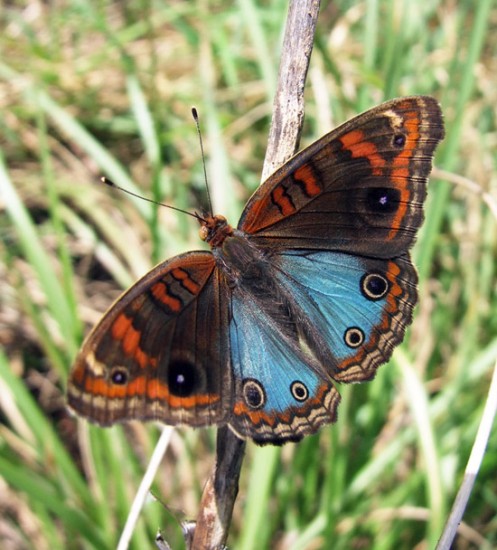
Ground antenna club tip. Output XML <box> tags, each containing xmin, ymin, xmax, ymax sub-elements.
<box><xmin>101</xmin><ymin>176</ymin><xmax>115</xmax><ymax>187</ymax></box>
<box><xmin>191</xmin><ymin>107</ymin><xmax>198</xmax><ymax>120</ymax></box>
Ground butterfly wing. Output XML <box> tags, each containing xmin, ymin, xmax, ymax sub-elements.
<box><xmin>234</xmin><ymin>96</ymin><xmax>443</xmax><ymax>385</ymax></box>
<box><xmin>227</xmin><ymin>267</ymin><xmax>340</xmax><ymax>444</ymax></box>
<box><xmin>68</xmin><ymin>252</ymin><xmax>233</xmax><ymax>427</ymax></box>
<box><xmin>271</xmin><ymin>250</ymin><xmax>417</xmax><ymax>382</ymax></box>
<box><xmin>239</xmin><ymin>96</ymin><xmax>444</xmax><ymax>257</ymax></box>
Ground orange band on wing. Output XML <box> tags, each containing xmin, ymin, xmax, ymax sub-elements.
<box><xmin>112</xmin><ymin>313</ymin><xmax>132</xmax><ymax>339</ymax></box>
<box><xmin>339</xmin><ymin>130</ymin><xmax>386</xmax><ymax>176</ymax></box>
<box><xmin>233</xmin><ymin>382</ymin><xmax>330</xmax><ymax>427</ymax></box>
<box><xmin>171</xmin><ymin>267</ymin><xmax>201</xmax><ymax>294</ymax></box>
<box><xmin>150</xmin><ymin>281</ymin><xmax>182</xmax><ymax>312</ymax></box>
<box><xmin>271</xmin><ymin>185</ymin><xmax>295</xmax><ymax>216</ymax></box>
<box><xmin>84</xmin><ymin>375</ymin><xmax>219</xmax><ymax>409</ymax></box>
<box><xmin>294</xmin><ymin>164</ymin><xmax>321</xmax><ymax>197</ymax></box>
<box><xmin>111</xmin><ymin>313</ymin><xmax>157</xmax><ymax>369</ymax></box>
<box><xmin>387</xmin><ymin>110</ymin><xmax>421</xmax><ymax>240</ymax></box>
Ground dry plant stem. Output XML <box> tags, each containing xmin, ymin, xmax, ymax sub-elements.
<box><xmin>190</xmin><ymin>1</ymin><xmax>321</xmax><ymax>548</ymax></box>
<box><xmin>262</xmin><ymin>0</ymin><xmax>322</xmax><ymax>180</ymax></box>
<box><xmin>436</xmin><ymin>358</ymin><xmax>497</xmax><ymax>549</ymax></box>
<box><xmin>117</xmin><ymin>427</ymin><xmax>174</xmax><ymax>550</ymax></box>
<box><xmin>190</xmin><ymin>427</ymin><xmax>246</xmax><ymax>549</ymax></box>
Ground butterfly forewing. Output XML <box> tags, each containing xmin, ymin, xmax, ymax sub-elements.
<box><xmin>239</xmin><ymin>96</ymin><xmax>444</xmax><ymax>258</ymax></box>
<box><xmin>68</xmin><ymin>252</ymin><xmax>233</xmax><ymax>427</ymax></box>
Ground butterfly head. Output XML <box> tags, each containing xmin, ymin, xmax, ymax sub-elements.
<box><xmin>198</xmin><ymin>214</ymin><xmax>234</xmax><ymax>249</ymax></box>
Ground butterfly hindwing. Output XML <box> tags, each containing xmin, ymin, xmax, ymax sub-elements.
<box><xmin>228</xmin><ymin>276</ymin><xmax>340</xmax><ymax>444</ymax></box>
<box><xmin>225</xmin><ymin>247</ymin><xmax>415</xmax><ymax>444</ymax></box>
<box><xmin>272</xmin><ymin>250</ymin><xmax>417</xmax><ymax>382</ymax></box>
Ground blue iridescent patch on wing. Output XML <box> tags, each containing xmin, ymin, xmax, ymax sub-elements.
<box><xmin>229</xmin><ymin>293</ymin><xmax>322</xmax><ymax>415</ymax></box>
<box><xmin>274</xmin><ymin>251</ymin><xmax>387</xmax><ymax>361</ymax></box>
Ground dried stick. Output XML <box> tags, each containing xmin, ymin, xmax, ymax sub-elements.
<box><xmin>262</xmin><ymin>0</ymin><xmax>322</xmax><ymax>180</ymax></box>
<box><xmin>436</xmin><ymin>364</ymin><xmax>497</xmax><ymax>548</ymax></box>
<box><xmin>189</xmin><ymin>1</ymin><xmax>321</xmax><ymax>548</ymax></box>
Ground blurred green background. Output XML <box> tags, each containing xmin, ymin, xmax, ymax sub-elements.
<box><xmin>1</xmin><ymin>1</ymin><xmax>496</xmax><ymax>548</ymax></box>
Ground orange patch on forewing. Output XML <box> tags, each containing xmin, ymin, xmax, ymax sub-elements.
<box><xmin>85</xmin><ymin>374</ymin><xmax>219</xmax><ymax>408</ymax></box>
<box><xmin>112</xmin><ymin>313</ymin><xmax>133</xmax><ymax>340</ymax></box>
<box><xmin>294</xmin><ymin>164</ymin><xmax>321</xmax><ymax>196</ymax></box>
<box><xmin>134</xmin><ymin>346</ymin><xmax>156</xmax><ymax>370</ymax></box>
<box><xmin>387</xmin><ymin>110</ymin><xmax>421</xmax><ymax>240</ymax></box>
<box><xmin>147</xmin><ymin>378</ymin><xmax>161</xmax><ymax>399</ymax></box>
<box><xmin>131</xmin><ymin>375</ymin><xmax>147</xmax><ymax>396</ymax></box>
<box><xmin>340</xmin><ymin>129</ymin><xmax>364</xmax><ymax>147</ymax></box>
<box><xmin>86</xmin><ymin>377</ymin><xmax>124</xmax><ymax>399</ymax></box>
<box><xmin>339</xmin><ymin>130</ymin><xmax>385</xmax><ymax>175</ymax></box>
<box><xmin>150</xmin><ymin>281</ymin><xmax>182</xmax><ymax>312</ymax></box>
<box><xmin>171</xmin><ymin>268</ymin><xmax>200</xmax><ymax>294</ymax></box>
<box><xmin>110</xmin><ymin>312</ymin><xmax>157</xmax><ymax>370</ymax></box>
<box><xmin>271</xmin><ymin>185</ymin><xmax>295</xmax><ymax>216</ymax></box>
<box><xmin>121</xmin><ymin>323</ymin><xmax>140</xmax><ymax>356</ymax></box>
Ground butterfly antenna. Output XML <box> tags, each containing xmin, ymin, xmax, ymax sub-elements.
<box><xmin>100</xmin><ymin>178</ymin><xmax>205</xmax><ymax>222</ymax></box>
<box><xmin>191</xmin><ymin>107</ymin><xmax>213</xmax><ymax>216</ymax></box>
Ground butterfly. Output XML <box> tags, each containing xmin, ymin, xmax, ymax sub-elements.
<box><xmin>68</xmin><ymin>96</ymin><xmax>444</xmax><ymax>445</ymax></box>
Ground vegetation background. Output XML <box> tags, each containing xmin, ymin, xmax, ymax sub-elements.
<box><xmin>1</xmin><ymin>0</ymin><xmax>496</xmax><ymax>548</ymax></box>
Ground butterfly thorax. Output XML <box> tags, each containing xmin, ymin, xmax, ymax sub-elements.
<box><xmin>198</xmin><ymin>214</ymin><xmax>234</xmax><ymax>248</ymax></box>
<box><xmin>198</xmin><ymin>213</ymin><xmax>267</xmax><ymax>286</ymax></box>
<box><xmin>215</xmin><ymin>233</ymin><xmax>270</xmax><ymax>291</ymax></box>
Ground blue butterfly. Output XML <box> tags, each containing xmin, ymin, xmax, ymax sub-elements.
<box><xmin>68</xmin><ymin>96</ymin><xmax>444</xmax><ymax>445</ymax></box>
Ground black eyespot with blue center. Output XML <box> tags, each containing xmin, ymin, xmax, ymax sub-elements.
<box><xmin>111</xmin><ymin>367</ymin><xmax>128</xmax><ymax>385</ymax></box>
<box><xmin>243</xmin><ymin>379</ymin><xmax>266</xmax><ymax>409</ymax></box>
<box><xmin>366</xmin><ymin>187</ymin><xmax>401</xmax><ymax>214</ymax></box>
<box><xmin>361</xmin><ymin>273</ymin><xmax>389</xmax><ymax>301</ymax></box>
<box><xmin>393</xmin><ymin>133</ymin><xmax>406</xmax><ymax>148</ymax></box>
<box><xmin>168</xmin><ymin>361</ymin><xmax>197</xmax><ymax>397</ymax></box>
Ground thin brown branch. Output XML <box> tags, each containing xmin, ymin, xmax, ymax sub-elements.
<box><xmin>262</xmin><ymin>0</ymin><xmax>322</xmax><ymax>181</ymax></box>
<box><xmin>190</xmin><ymin>1</ymin><xmax>321</xmax><ymax>548</ymax></box>
<box><xmin>190</xmin><ymin>428</ymin><xmax>245</xmax><ymax>549</ymax></box>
